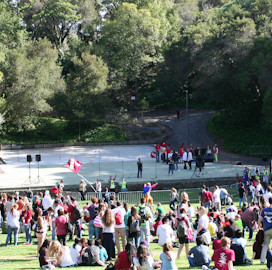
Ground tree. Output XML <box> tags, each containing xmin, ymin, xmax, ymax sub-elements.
<box><xmin>97</xmin><ymin>3</ymin><xmax>164</xmax><ymax>104</ymax></box>
<box><xmin>64</xmin><ymin>52</ymin><xmax>109</xmax><ymax>120</ymax></box>
<box><xmin>1</xmin><ymin>38</ymin><xmax>65</xmax><ymax>131</ymax></box>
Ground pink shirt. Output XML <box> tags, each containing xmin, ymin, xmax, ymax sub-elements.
<box><xmin>55</xmin><ymin>215</ymin><xmax>68</xmax><ymax>236</ymax></box>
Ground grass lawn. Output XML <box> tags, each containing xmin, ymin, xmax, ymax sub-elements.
<box><xmin>0</xmin><ymin>188</ymin><xmax>268</xmax><ymax>269</ymax></box>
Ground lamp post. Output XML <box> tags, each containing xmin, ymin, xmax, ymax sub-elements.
<box><xmin>186</xmin><ymin>90</ymin><xmax>189</xmax><ymax>147</ymax></box>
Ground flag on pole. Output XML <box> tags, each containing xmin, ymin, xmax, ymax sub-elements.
<box><xmin>65</xmin><ymin>158</ymin><xmax>82</xmax><ymax>174</ymax></box>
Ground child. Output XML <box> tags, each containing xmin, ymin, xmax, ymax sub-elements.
<box><xmin>143</xmin><ymin>182</ymin><xmax>158</xmax><ymax>206</ymax></box>
<box><xmin>169</xmin><ymin>188</ymin><xmax>179</xmax><ymax>210</ymax></box>
<box><xmin>156</xmin><ymin>203</ymin><xmax>165</xmax><ymax>216</ymax></box>
<box><xmin>95</xmin><ymin>239</ymin><xmax>108</xmax><ymax>263</ymax></box>
<box><xmin>160</xmin><ymin>242</ymin><xmax>178</xmax><ymax>270</ymax></box>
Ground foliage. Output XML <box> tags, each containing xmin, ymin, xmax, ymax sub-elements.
<box><xmin>82</xmin><ymin>124</ymin><xmax>127</xmax><ymax>142</ymax></box>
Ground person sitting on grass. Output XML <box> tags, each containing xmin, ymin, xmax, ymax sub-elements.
<box><xmin>95</xmin><ymin>239</ymin><xmax>108</xmax><ymax>263</ymax></box>
<box><xmin>160</xmin><ymin>242</ymin><xmax>177</xmax><ymax>270</ymax></box>
<box><xmin>70</xmin><ymin>238</ymin><xmax>81</xmax><ymax>265</ymax></box>
<box><xmin>115</xmin><ymin>242</ymin><xmax>137</xmax><ymax>270</ymax></box>
<box><xmin>48</xmin><ymin>240</ymin><xmax>74</xmax><ymax>268</ymax></box>
<box><xmin>133</xmin><ymin>244</ymin><xmax>156</xmax><ymax>270</ymax></box>
<box><xmin>39</xmin><ymin>239</ymin><xmax>56</xmax><ymax>268</ymax></box>
<box><xmin>188</xmin><ymin>236</ymin><xmax>210</xmax><ymax>268</ymax></box>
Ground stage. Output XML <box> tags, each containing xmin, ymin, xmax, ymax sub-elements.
<box><xmin>0</xmin><ymin>145</ymin><xmax>264</xmax><ymax>190</ymax></box>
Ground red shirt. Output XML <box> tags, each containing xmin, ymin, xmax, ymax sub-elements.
<box><xmin>55</xmin><ymin>215</ymin><xmax>68</xmax><ymax>236</ymax></box>
<box><xmin>179</xmin><ymin>148</ymin><xmax>184</xmax><ymax>157</ymax></box>
<box><xmin>68</xmin><ymin>204</ymin><xmax>76</xmax><ymax>221</ymax></box>
<box><xmin>189</xmin><ymin>146</ymin><xmax>194</xmax><ymax>153</ymax></box>
<box><xmin>212</xmin><ymin>248</ymin><xmax>235</xmax><ymax>270</ymax></box>
<box><xmin>166</xmin><ymin>146</ymin><xmax>171</xmax><ymax>154</ymax></box>
<box><xmin>204</xmin><ymin>191</ymin><xmax>213</xmax><ymax>202</ymax></box>
<box><xmin>115</xmin><ymin>251</ymin><xmax>131</xmax><ymax>270</ymax></box>
<box><xmin>212</xmin><ymin>239</ymin><xmax>222</xmax><ymax>250</ymax></box>
<box><xmin>23</xmin><ymin>210</ymin><xmax>33</xmax><ymax>225</ymax></box>
<box><xmin>155</xmin><ymin>144</ymin><xmax>160</xmax><ymax>152</ymax></box>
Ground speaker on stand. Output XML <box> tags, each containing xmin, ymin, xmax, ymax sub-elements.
<box><xmin>23</xmin><ymin>155</ymin><xmax>33</xmax><ymax>185</ymax></box>
<box><xmin>34</xmin><ymin>154</ymin><xmax>46</xmax><ymax>185</ymax></box>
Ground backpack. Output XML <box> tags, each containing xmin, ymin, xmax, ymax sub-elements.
<box><xmin>248</xmin><ymin>187</ymin><xmax>253</xmax><ymax>197</ymax></box>
<box><xmin>73</xmin><ymin>205</ymin><xmax>82</xmax><ymax>220</ymax></box>
<box><xmin>177</xmin><ymin>217</ymin><xmax>188</xmax><ymax>238</ymax></box>
<box><xmin>115</xmin><ymin>212</ymin><xmax>122</xmax><ymax>225</ymax></box>
<box><xmin>130</xmin><ymin>218</ymin><xmax>140</xmax><ymax>233</ymax></box>
<box><xmin>82</xmin><ymin>248</ymin><xmax>96</xmax><ymax>266</ymax></box>
<box><xmin>138</xmin><ymin>207</ymin><xmax>147</xmax><ymax>223</ymax></box>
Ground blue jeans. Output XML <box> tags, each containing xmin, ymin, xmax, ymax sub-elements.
<box><xmin>168</xmin><ymin>165</ymin><xmax>174</xmax><ymax>174</ymax></box>
<box><xmin>174</xmin><ymin>160</ymin><xmax>178</xmax><ymax>170</ymax></box>
<box><xmin>69</xmin><ymin>221</ymin><xmax>81</xmax><ymax>240</ymax></box>
<box><xmin>89</xmin><ymin>220</ymin><xmax>95</xmax><ymax>239</ymax></box>
<box><xmin>204</xmin><ymin>201</ymin><xmax>211</xmax><ymax>210</ymax></box>
<box><xmin>5</xmin><ymin>226</ymin><xmax>18</xmax><ymax>246</ymax></box>
<box><xmin>52</xmin><ymin>220</ymin><xmax>56</xmax><ymax>240</ymax></box>
<box><xmin>239</xmin><ymin>196</ymin><xmax>246</xmax><ymax>208</ymax></box>
<box><xmin>95</xmin><ymin>226</ymin><xmax>103</xmax><ymax>239</ymax></box>
<box><xmin>130</xmin><ymin>236</ymin><xmax>140</xmax><ymax>248</ymax></box>
<box><xmin>140</xmin><ymin>224</ymin><xmax>150</xmax><ymax>245</ymax></box>
<box><xmin>242</xmin><ymin>221</ymin><xmax>253</xmax><ymax>239</ymax></box>
<box><xmin>156</xmin><ymin>152</ymin><xmax>159</xmax><ymax>162</ymax></box>
<box><xmin>24</xmin><ymin>224</ymin><xmax>32</xmax><ymax>243</ymax></box>
<box><xmin>188</xmin><ymin>256</ymin><xmax>210</xmax><ymax>267</ymax></box>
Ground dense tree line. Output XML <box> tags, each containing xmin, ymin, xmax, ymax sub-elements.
<box><xmin>0</xmin><ymin>0</ymin><xmax>272</xmax><ymax>137</ymax></box>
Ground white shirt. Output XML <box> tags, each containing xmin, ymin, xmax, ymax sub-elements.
<box><xmin>182</xmin><ymin>152</ymin><xmax>188</xmax><ymax>161</ymax></box>
<box><xmin>156</xmin><ymin>223</ymin><xmax>173</xmax><ymax>246</ymax></box>
<box><xmin>70</xmin><ymin>244</ymin><xmax>81</xmax><ymax>264</ymax></box>
<box><xmin>198</xmin><ymin>215</ymin><xmax>209</xmax><ymax>230</ymax></box>
<box><xmin>213</xmin><ymin>189</ymin><xmax>221</xmax><ymax>203</ymax></box>
<box><xmin>187</xmin><ymin>152</ymin><xmax>193</xmax><ymax>161</ymax></box>
<box><xmin>7</xmin><ymin>210</ymin><xmax>20</xmax><ymax>228</ymax></box>
<box><xmin>227</xmin><ymin>205</ymin><xmax>237</xmax><ymax>213</ymax></box>
<box><xmin>103</xmin><ymin>222</ymin><xmax>115</xmax><ymax>233</ymax></box>
<box><xmin>133</xmin><ymin>255</ymin><xmax>155</xmax><ymax>270</ymax></box>
<box><xmin>112</xmin><ymin>207</ymin><xmax>126</xmax><ymax>228</ymax></box>
<box><xmin>59</xmin><ymin>246</ymin><xmax>74</xmax><ymax>267</ymax></box>
<box><xmin>96</xmin><ymin>181</ymin><xmax>102</xmax><ymax>192</ymax></box>
<box><xmin>42</xmin><ymin>195</ymin><xmax>53</xmax><ymax>210</ymax></box>
<box><xmin>53</xmin><ymin>205</ymin><xmax>64</xmax><ymax>221</ymax></box>
<box><xmin>227</xmin><ymin>211</ymin><xmax>236</xmax><ymax>220</ymax></box>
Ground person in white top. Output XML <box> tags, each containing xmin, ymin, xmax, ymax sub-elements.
<box><xmin>49</xmin><ymin>240</ymin><xmax>74</xmax><ymax>267</ymax></box>
<box><xmin>187</xmin><ymin>151</ymin><xmax>193</xmax><ymax>170</ymax></box>
<box><xmin>112</xmin><ymin>201</ymin><xmax>127</xmax><ymax>254</ymax></box>
<box><xmin>5</xmin><ymin>204</ymin><xmax>20</xmax><ymax>246</ymax></box>
<box><xmin>70</xmin><ymin>238</ymin><xmax>81</xmax><ymax>265</ymax></box>
<box><xmin>196</xmin><ymin>207</ymin><xmax>211</xmax><ymax>245</ymax></box>
<box><xmin>156</xmin><ymin>217</ymin><xmax>174</xmax><ymax>247</ymax></box>
<box><xmin>133</xmin><ymin>244</ymin><xmax>155</xmax><ymax>270</ymax></box>
<box><xmin>213</xmin><ymin>185</ymin><xmax>221</xmax><ymax>211</ymax></box>
<box><xmin>42</xmin><ymin>190</ymin><xmax>53</xmax><ymax>210</ymax></box>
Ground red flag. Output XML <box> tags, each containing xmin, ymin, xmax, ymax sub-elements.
<box><xmin>65</xmin><ymin>158</ymin><xmax>82</xmax><ymax>174</ymax></box>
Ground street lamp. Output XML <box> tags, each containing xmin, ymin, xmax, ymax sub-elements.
<box><xmin>186</xmin><ymin>90</ymin><xmax>189</xmax><ymax>147</ymax></box>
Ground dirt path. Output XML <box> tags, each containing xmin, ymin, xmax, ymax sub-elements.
<box><xmin>143</xmin><ymin>109</ymin><xmax>267</xmax><ymax>166</ymax></box>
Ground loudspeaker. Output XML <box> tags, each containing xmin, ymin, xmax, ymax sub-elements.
<box><xmin>27</xmin><ymin>155</ymin><xmax>32</xmax><ymax>162</ymax></box>
<box><xmin>36</xmin><ymin>154</ymin><xmax>41</xmax><ymax>162</ymax></box>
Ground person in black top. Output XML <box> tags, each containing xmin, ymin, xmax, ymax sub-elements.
<box><xmin>224</xmin><ymin>219</ymin><xmax>238</xmax><ymax>239</ymax></box>
<box><xmin>238</xmin><ymin>183</ymin><xmax>246</xmax><ymax>209</ymax></box>
<box><xmin>230</xmin><ymin>242</ymin><xmax>244</xmax><ymax>265</ymax></box>
<box><xmin>39</xmin><ymin>239</ymin><xmax>56</xmax><ymax>267</ymax></box>
<box><xmin>137</xmin><ymin>158</ymin><xmax>143</xmax><ymax>178</ymax></box>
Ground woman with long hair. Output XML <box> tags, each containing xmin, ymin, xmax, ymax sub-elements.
<box><xmin>160</xmin><ymin>242</ymin><xmax>177</xmax><ymax>270</ymax></box>
<box><xmin>5</xmin><ymin>204</ymin><xmax>20</xmax><ymax>246</ymax></box>
<box><xmin>127</xmin><ymin>206</ymin><xmax>141</xmax><ymax>248</ymax></box>
<box><xmin>48</xmin><ymin>240</ymin><xmax>74</xmax><ymax>267</ymax></box>
<box><xmin>177</xmin><ymin>192</ymin><xmax>189</xmax><ymax>215</ymax></box>
<box><xmin>39</xmin><ymin>239</ymin><xmax>56</xmax><ymax>268</ymax></box>
<box><xmin>169</xmin><ymin>188</ymin><xmax>179</xmax><ymax>210</ymax></box>
<box><xmin>35</xmin><ymin>207</ymin><xmax>47</xmax><ymax>256</ymax></box>
<box><xmin>22</xmin><ymin>204</ymin><xmax>33</xmax><ymax>245</ymax></box>
<box><xmin>197</xmin><ymin>207</ymin><xmax>211</xmax><ymax>245</ymax></box>
<box><xmin>55</xmin><ymin>209</ymin><xmax>68</xmax><ymax>246</ymax></box>
<box><xmin>115</xmin><ymin>242</ymin><xmax>137</xmax><ymax>270</ymax></box>
<box><xmin>102</xmin><ymin>208</ymin><xmax>115</xmax><ymax>260</ymax></box>
<box><xmin>133</xmin><ymin>244</ymin><xmax>155</xmax><ymax>270</ymax></box>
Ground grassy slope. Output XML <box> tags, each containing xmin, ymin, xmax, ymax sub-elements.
<box><xmin>0</xmin><ymin>189</ymin><xmax>267</xmax><ymax>270</ymax></box>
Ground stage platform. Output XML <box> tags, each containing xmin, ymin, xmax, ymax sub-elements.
<box><xmin>0</xmin><ymin>145</ymin><xmax>264</xmax><ymax>190</ymax></box>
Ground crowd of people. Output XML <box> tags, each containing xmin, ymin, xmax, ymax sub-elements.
<box><xmin>1</xmin><ymin>169</ymin><xmax>272</xmax><ymax>270</ymax></box>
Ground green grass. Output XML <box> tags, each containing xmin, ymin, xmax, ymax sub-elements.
<box><xmin>0</xmin><ymin>188</ymin><xmax>267</xmax><ymax>269</ymax></box>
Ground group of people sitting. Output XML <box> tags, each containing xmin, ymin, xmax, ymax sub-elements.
<box><xmin>2</xmin><ymin>175</ymin><xmax>272</xmax><ymax>270</ymax></box>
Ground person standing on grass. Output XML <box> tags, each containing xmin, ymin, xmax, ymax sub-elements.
<box><xmin>259</xmin><ymin>196</ymin><xmax>272</xmax><ymax>264</ymax></box>
<box><xmin>55</xmin><ymin>209</ymin><xmax>68</xmax><ymax>246</ymax></box>
<box><xmin>5</xmin><ymin>204</ymin><xmax>20</xmax><ymax>246</ymax></box>
<box><xmin>35</xmin><ymin>207</ymin><xmax>47</xmax><ymax>256</ymax></box>
<box><xmin>22</xmin><ymin>204</ymin><xmax>33</xmax><ymax>245</ymax></box>
<box><xmin>137</xmin><ymin>158</ymin><xmax>143</xmax><ymax>178</ymax></box>
<box><xmin>213</xmin><ymin>185</ymin><xmax>221</xmax><ymax>211</ymax></box>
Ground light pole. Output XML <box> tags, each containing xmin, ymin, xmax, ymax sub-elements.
<box><xmin>186</xmin><ymin>90</ymin><xmax>189</xmax><ymax>147</ymax></box>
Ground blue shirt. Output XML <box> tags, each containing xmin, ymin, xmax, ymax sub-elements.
<box><xmin>261</xmin><ymin>207</ymin><xmax>272</xmax><ymax>231</ymax></box>
<box><xmin>160</xmin><ymin>252</ymin><xmax>177</xmax><ymax>270</ymax></box>
<box><xmin>100</xmin><ymin>247</ymin><xmax>108</xmax><ymax>263</ymax></box>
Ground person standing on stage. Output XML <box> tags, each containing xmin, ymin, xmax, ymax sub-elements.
<box><xmin>108</xmin><ymin>175</ymin><xmax>116</xmax><ymax>193</ymax></box>
<box><xmin>213</xmin><ymin>144</ymin><xmax>219</xmax><ymax>162</ymax></box>
<box><xmin>79</xmin><ymin>180</ymin><xmax>87</xmax><ymax>201</ymax></box>
<box><xmin>137</xmin><ymin>158</ymin><xmax>143</xmax><ymax>178</ymax></box>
